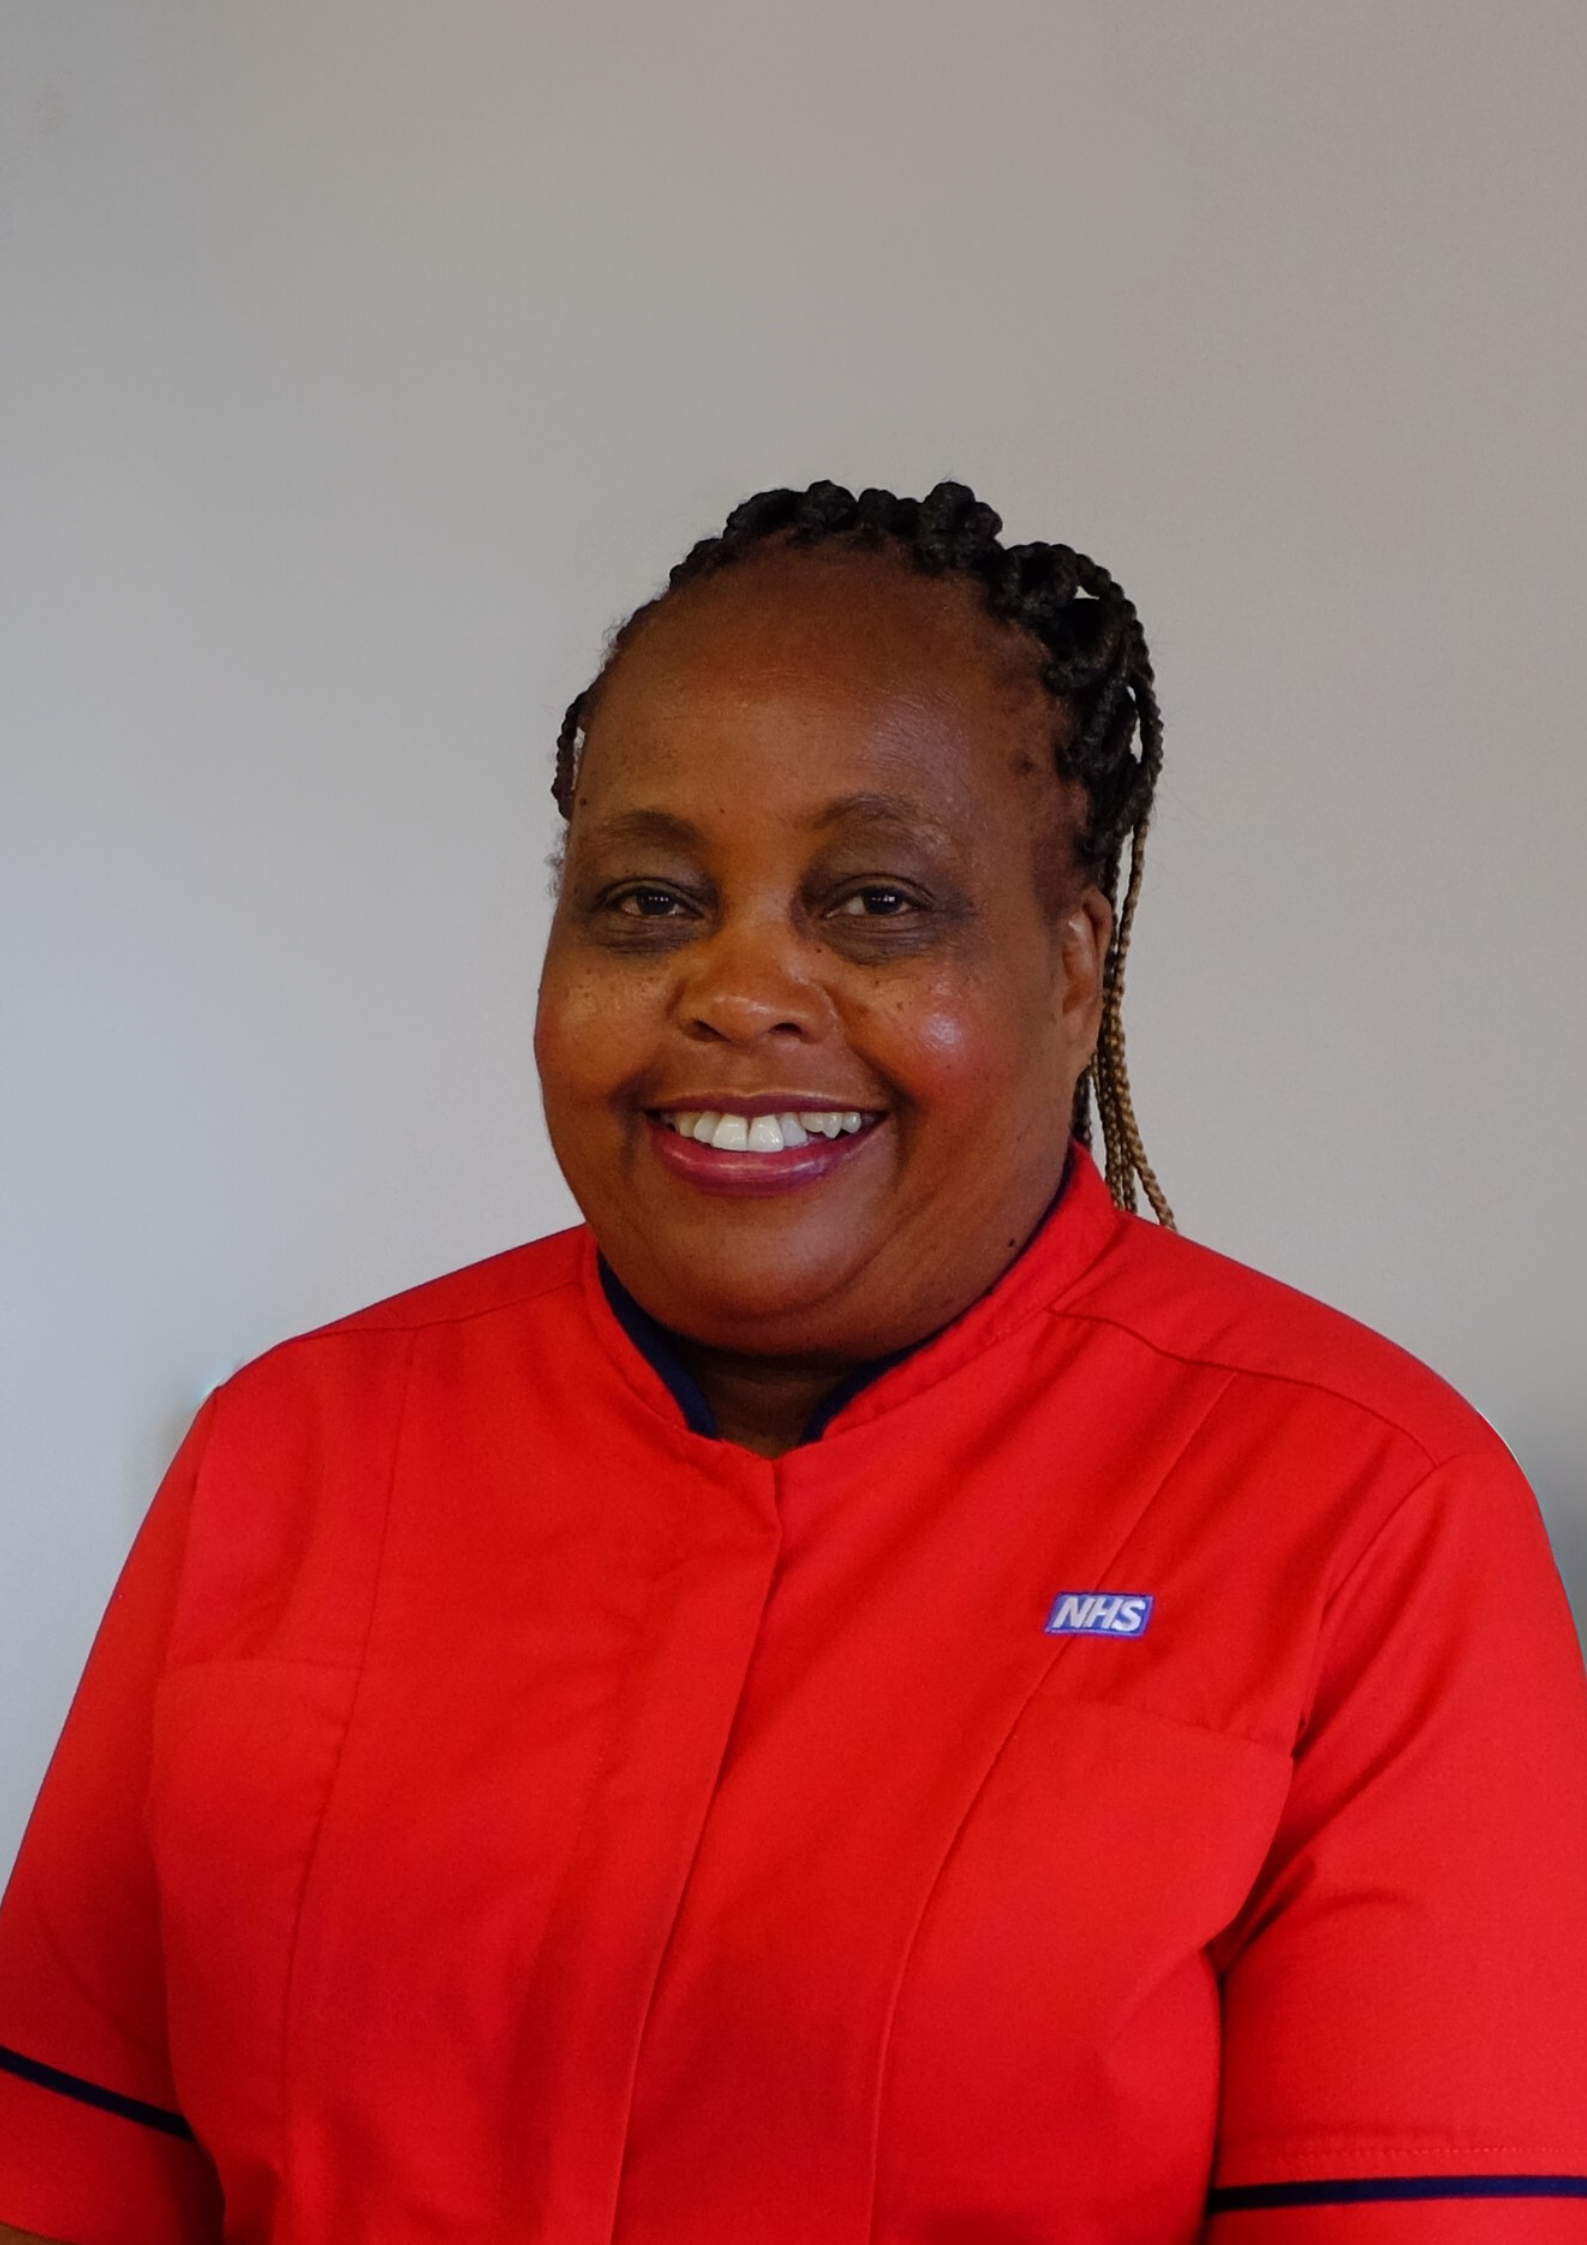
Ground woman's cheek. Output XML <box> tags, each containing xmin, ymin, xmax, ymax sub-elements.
<box><xmin>854</xmin><ymin>971</ymin><xmax>1020</xmax><ymax>1118</ymax></box>
<box><xmin>536</xmin><ymin>951</ymin><xmax>657</xmax><ymax>1106</ymax></box>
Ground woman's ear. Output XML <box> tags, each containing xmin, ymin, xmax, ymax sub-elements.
<box><xmin>1056</xmin><ymin>885</ymin><xmax>1113</xmax><ymax>1053</ymax></box>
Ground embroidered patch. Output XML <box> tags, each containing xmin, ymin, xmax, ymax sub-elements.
<box><xmin>1044</xmin><ymin>1592</ymin><xmax>1154</xmax><ymax>1638</ymax></box>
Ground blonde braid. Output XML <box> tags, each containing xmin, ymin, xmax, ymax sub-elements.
<box><xmin>1090</xmin><ymin>818</ymin><xmax>1174</xmax><ymax>1226</ymax></box>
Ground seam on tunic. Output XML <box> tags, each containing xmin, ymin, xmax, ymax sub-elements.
<box><xmin>599</xmin><ymin>1511</ymin><xmax>786</xmax><ymax>2245</ymax></box>
<box><xmin>1044</xmin><ymin>1303</ymin><xmax>1452</xmax><ymax>1470</ymax></box>
<box><xmin>329</xmin><ymin>1267</ymin><xmax>585</xmax><ymax>1337</ymax></box>
<box><xmin>1218</xmin><ymin>2131</ymin><xmax>1587</xmax><ymax>2163</ymax></box>
<box><xmin>219</xmin><ymin>1264</ymin><xmax>586</xmax><ymax>1384</ymax></box>
<box><xmin>495</xmin><ymin>1575</ymin><xmax>659</xmax><ymax>2244</ymax></box>
<box><xmin>274</xmin><ymin>1325</ymin><xmax>417</xmax><ymax>2222</ymax></box>
<box><xmin>861</xmin><ymin>1366</ymin><xmax>1238</xmax><ymax>2244</ymax></box>
<box><xmin>1031</xmin><ymin>1688</ymin><xmax>1294</xmax><ymax>1760</ymax></box>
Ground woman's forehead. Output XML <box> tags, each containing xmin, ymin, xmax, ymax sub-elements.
<box><xmin>577</xmin><ymin>547</ymin><xmax>1061</xmax><ymax>804</ymax></box>
<box><xmin>616</xmin><ymin>542</ymin><xmax>1043</xmax><ymax>692</ymax></box>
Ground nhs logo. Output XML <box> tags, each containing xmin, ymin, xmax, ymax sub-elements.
<box><xmin>1045</xmin><ymin>1591</ymin><xmax>1154</xmax><ymax>1638</ymax></box>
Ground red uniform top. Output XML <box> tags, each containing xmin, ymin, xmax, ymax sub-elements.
<box><xmin>2</xmin><ymin>1147</ymin><xmax>1586</xmax><ymax>2245</ymax></box>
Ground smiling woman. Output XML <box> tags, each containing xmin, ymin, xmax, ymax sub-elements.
<box><xmin>1</xmin><ymin>483</ymin><xmax>1586</xmax><ymax>2245</ymax></box>
<box><xmin>536</xmin><ymin>519</ymin><xmax>1124</xmax><ymax>1447</ymax></box>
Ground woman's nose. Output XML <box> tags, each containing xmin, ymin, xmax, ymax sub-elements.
<box><xmin>675</xmin><ymin>918</ymin><xmax>832</xmax><ymax>1047</ymax></box>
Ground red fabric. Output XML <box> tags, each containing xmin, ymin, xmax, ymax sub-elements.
<box><xmin>2</xmin><ymin>1145</ymin><xmax>1585</xmax><ymax>2244</ymax></box>
<box><xmin>1205</xmin><ymin>2212</ymin><xmax>1587</xmax><ymax>2244</ymax></box>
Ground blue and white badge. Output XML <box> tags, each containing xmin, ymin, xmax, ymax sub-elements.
<box><xmin>1044</xmin><ymin>1591</ymin><xmax>1154</xmax><ymax>1638</ymax></box>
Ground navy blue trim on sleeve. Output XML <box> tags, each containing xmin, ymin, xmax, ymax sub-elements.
<box><xmin>0</xmin><ymin>2039</ymin><xmax>195</xmax><ymax>2139</ymax></box>
<box><xmin>1209</xmin><ymin>2174</ymin><xmax>1587</xmax><ymax>2211</ymax></box>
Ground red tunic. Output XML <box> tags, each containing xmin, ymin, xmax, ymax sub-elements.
<box><xmin>2</xmin><ymin>1147</ymin><xmax>1586</xmax><ymax>2244</ymax></box>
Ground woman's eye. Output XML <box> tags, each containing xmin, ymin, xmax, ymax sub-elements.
<box><xmin>611</xmin><ymin>886</ymin><xmax>690</xmax><ymax>919</ymax></box>
<box><xmin>834</xmin><ymin>886</ymin><xmax>916</xmax><ymax>918</ymax></box>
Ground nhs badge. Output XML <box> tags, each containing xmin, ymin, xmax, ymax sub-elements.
<box><xmin>1044</xmin><ymin>1591</ymin><xmax>1154</xmax><ymax>1638</ymax></box>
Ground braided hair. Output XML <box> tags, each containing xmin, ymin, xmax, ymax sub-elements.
<box><xmin>553</xmin><ymin>480</ymin><xmax>1174</xmax><ymax>1227</ymax></box>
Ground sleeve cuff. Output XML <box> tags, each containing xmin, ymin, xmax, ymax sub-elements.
<box><xmin>1206</xmin><ymin>2171</ymin><xmax>1587</xmax><ymax>2240</ymax></box>
<box><xmin>0</xmin><ymin>2047</ymin><xmax>222</xmax><ymax>2245</ymax></box>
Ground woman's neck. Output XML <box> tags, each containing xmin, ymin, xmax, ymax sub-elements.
<box><xmin>669</xmin><ymin>1341</ymin><xmax>851</xmax><ymax>1459</ymax></box>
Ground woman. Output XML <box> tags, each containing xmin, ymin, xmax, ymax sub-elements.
<box><xmin>2</xmin><ymin>481</ymin><xmax>1585</xmax><ymax>2245</ymax></box>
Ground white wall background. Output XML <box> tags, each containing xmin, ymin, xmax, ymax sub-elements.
<box><xmin>3</xmin><ymin>0</ymin><xmax>1584</xmax><ymax>1871</ymax></box>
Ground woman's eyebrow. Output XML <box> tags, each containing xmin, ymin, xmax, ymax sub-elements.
<box><xmin>579</xmin><ymin>807</ymin><xmax>706</xmax><ymax>851</ymax></box>
<box><xmin>810</xmin><ymin>792</ymin><xmax>960</xmax><ymax>851</ymax></box>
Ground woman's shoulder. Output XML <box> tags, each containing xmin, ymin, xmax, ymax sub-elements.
<box><xmin>162</xmin><ymin>1228</ymin><xmax>598</xmax><ymax>1636</ymax></box>
<box><xmin>1063</xmin><ymin>1205</ymin><xmax>1503</xmax><ymax>1475</ymax></box>
<box><xmin>324</xmin><ymin>1222</ymin><xmax>590</xmax><ymax>1338</ymax></box>
<box><xmin>211</xmin><ymin>1223</ymin><xmax>592</xmax><ymax>1421</ymax></box>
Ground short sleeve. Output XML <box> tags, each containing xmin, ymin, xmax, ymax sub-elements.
<box><xmin>0</xmin><ymin>1405</ymin><xmax>225</xmax><ymax>2245</ymax></box>
<box><xmin>1206</xmin><ymin>1442</ymin><xmax>1587</xmax><ymax>2240</ymax></box>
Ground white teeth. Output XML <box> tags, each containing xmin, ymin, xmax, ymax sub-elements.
<box><xmin>662</xmin><ymin>1107</ymin><xmax>873</xmax><ymax>1151</ymax></box>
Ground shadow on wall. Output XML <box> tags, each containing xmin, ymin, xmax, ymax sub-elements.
<box><xmin>1532</xmin><ymin>1465</ymin><xmax>1587</xmax><ymax>1644</ymax></box>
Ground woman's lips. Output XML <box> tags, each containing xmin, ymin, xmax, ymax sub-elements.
<box><xmin>644</xmin><ymin>1111</ymin><xmax>882</xmax><ymax>1198</ymax></box>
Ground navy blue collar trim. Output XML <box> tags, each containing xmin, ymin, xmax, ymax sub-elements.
<box><xmin>597</xmin><ymin>1149</ymin><xmax>1075</xmax><ymax>1448</ymax></box>
<box><xmin>597</xmin><ymin>1261</ymin><xmax>720</xmax><ymax>1438</ymax></box>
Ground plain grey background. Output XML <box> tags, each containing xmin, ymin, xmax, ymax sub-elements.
<box><xmin>3</xmin><ymin>0</ymin><xmax>1584</xmax><ymax>1874</ymax></box>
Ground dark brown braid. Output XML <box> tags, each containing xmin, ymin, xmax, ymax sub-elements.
<box><xmin>553</xmin><ymin>480</ymin><xmax>1174</xmax><ymax>1227</ymax></box>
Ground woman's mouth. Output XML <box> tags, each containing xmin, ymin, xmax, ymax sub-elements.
<box><xmin>659</xmin><ymin>1107</ymin><xmax>869</xmax><ymax>1152</ymax></box>
<box><xmin>644</xmin><ymin>1104</ymin><xmax>883</xmax><ymax>1195</ymax></box>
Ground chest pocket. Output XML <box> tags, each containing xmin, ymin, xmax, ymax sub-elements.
<box><xmin>149</xmin><ymin>1638</ymin><xmax>636</xmax><ymax>2243</ymax></box>
<box><xmin>874</xmin><ymin>1695</ymin><xmax>1290</xmax><ymax>2245</ymax></box>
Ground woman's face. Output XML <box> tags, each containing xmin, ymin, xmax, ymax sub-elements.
<box><xmin>535</xmin><ymin>548</ymin><xmax>1112</xmax><ymax>1364</ymax></box>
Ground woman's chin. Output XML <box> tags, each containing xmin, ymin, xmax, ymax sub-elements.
<box><xmin>617</xmin><ymin>1236</ymin><xmax>891</xmax><ymax>1359</ymax></box>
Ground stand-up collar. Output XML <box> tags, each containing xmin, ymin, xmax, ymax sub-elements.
<box><xmin>584</xmin><ymin>1142</ymin><xmax>1125</xmax><ymax>1449</ymax></box>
